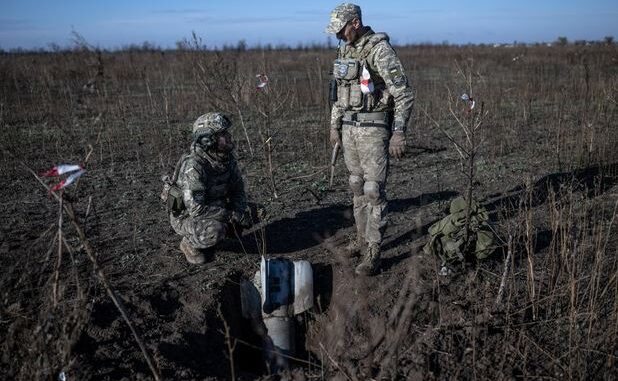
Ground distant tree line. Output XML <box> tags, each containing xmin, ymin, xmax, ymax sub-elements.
<box><xmin>0</xmin><ymin>34</ymin><xmax>614</xmax><ymax>55</ymax></box>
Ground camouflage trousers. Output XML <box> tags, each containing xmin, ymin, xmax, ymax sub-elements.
<box><xmin>170</xmin><ymin>213</ymin><xmax>227</xmax><ymax>249</ymax></box>
<box><xmin>342</xmin><ymin>125</ymin><xmax>389</xmax><ymax>245</ymax></box>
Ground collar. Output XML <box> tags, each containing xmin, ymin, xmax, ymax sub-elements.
<box><xmin>191</xmin><ymin>144</ymin><xmax>232</xmax><ymax>172</ymax></box>
<box><xmin>351</xmin><ymin>27</ymin><xmax>374</xmax><ymax>49</ymax></box>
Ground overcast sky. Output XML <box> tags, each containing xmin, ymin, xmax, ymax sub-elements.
<box><xmin>1</xmin><ymin>0</ymin><xmax>617</xmax><ymax>50</ymax></box>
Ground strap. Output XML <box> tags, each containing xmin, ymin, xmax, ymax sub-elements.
<box><xmin>357</xmin><ymin>32</ymin><xmax>388</xmax><ymax>60</ymax></box>
<box><xmin>343</xmin><ymin>111</ymin><xmax>389</xmax><ymax>122</ymax></box>
<box><xmin>171</xmin><ymin>154</ymin><xmax>190</xmax><ymax>184</ymax></box>
<box><xmin>342</xmin><ymin>120</ymin><xmax>388</xmax><ymax>128</ymax></box>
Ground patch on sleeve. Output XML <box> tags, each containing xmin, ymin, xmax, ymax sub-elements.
<box><xmin>388</xmin><ymin>65</ymin><xmax>406</xmax><ymax>87</ymax></box>
<box><xmin>186</xmin><ymin>167</ymin><xmax>199</xmax><ymax>177</ymax></box>
<box><xmin>183</xmin><ymin>166</ymin><xmax>203</xmax><ymax>186</ymax></box>
<box><xmin>393</xmin><ymin>74</ymin><xmax>407</xmax><ymax>86</ymax></box>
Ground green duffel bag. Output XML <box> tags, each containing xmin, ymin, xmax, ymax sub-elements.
<box><xmin>423</xmin><ymin>196</ymin><xmax>495</xmax><ymax>266</ymax></box>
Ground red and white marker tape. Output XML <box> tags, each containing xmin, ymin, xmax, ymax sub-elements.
<box><xmin>40</xmin><ymin>164</ymin><xmax>85</xmax><ymax>192</ymax></box>
<box><xmin>360</xmin><ymin>65</ymin><xmax>374</xmax><ymax>94</ymax></box>
<box><xmin>461</xmin><ymin>93</ymin><xmax>476</xmax><ymax>111</ymax></box>
<box><xmin>256</xmin><ymin>74</ymin><xmax>269</xmax><ymax>89</ymax></box>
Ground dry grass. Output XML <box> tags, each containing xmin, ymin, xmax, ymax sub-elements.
<box><xmin>0</xmin><ymin>42</ymin><xmax>617</xmax><ymax>379</ymax></box>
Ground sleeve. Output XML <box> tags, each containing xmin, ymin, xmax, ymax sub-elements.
<box><xmin>228</xmin><ymin>160</ymin><xmax>247</xmax><ymax>214</ymax></box>
<box><xmin>330</xmin><ymin>103</ymin><xmax>345</xmax><ymax>130</ymax></box>
<box><xmin>329</xmin><ymin>45</ymin><xmax>347</xmax><ymax>131</ymax></box>
<box><xmin>177</xmin><ymin>158</ymin><xmax>228</xmax><ymax>219</ymax></box>
<box><xmin>371</xmin><ymin>42</ymin><xmax>415</xmax><ymax>132</ymax></box>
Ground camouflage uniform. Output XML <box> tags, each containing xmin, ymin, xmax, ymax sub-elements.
<box><xmin>326</xmin><ymin>3</ymin><xmax>415</xmax><ymax>274</ymax></box>
<box><xmin>166</xmin><ymin>113</ymin><xmax>248</xmax><ymax>263</ymax></box>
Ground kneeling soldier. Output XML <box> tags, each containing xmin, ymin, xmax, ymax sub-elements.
<box><xmin>163</xmin><ymin>112</ymin><xmax>250</xmax><ymax>264</ymax></box>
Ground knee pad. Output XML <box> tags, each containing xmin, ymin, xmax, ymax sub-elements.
<box><xmin>196</xmin><ymin>221</ymin><xmax>226</xmax><ymax>247</ymax></box>
<box><xmin>363</xmin><ymin>181</ymin><xmax>382</xmax><ymax>205</ymax></box>
<box><xmin>349</xmin><ymin>175</ymin><xmax>364</xmax><ymax>196</ymax></box>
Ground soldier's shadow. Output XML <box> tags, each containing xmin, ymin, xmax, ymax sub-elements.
<box><xmin>249</xmin><ymin>204</ymin><xmax>353</xmax><ymax>254</ymax></box>
<box><xmin>483</xmin><ymin>162</ymin><xmax>618</xmax><ymax>219</ymax></box>
<box><xmin>237</xmin><ymin>190</ymin><xmax>459</xmax><ymax>255</ymax></box>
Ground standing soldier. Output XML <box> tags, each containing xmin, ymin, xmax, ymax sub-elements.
<box><xmin>161</xmin><ymin>113</ymin><xmax>251</xmax><ymax>264</ymax></box>
<box><xmin>326</xmin><ymin>3</ymin><xmax>415</xmax><ymax>275</ymax></box>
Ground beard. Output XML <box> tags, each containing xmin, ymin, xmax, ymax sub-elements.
<box><xmin>217</xmin><ymin>141</ymin><xmax>235</xmax><ymax>154</ymax></box>
<box><xmin>211</xmin><ymin>142</ymin><xmax>235</xmax><ymax>162</ymax></box>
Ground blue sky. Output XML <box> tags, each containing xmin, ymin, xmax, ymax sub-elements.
<box><xmin>1</xmin><ymin>0</ymin><xmax>617</xmax><ymax>49</ymax></box>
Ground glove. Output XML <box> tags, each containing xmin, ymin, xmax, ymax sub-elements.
<box><xmin>330</xmin><ymin>128</ymin><xmax>342</xmax><ymax>147</ymax></box>
<box><xmin>389</xmin><ymin>131</ymin><xmax>406</xmax><ymax>159</ymax></box>
<box><xmin>227</xmin><ymin>211</ymin><xmax>248</xmax><ymax>238</ymax></box>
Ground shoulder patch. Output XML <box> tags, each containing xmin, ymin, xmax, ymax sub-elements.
<box><xmin>393</xmin><ymin>75</ymin><xmax>407</xmax><ymax>87</ymax></box>
<box><xmin>186</xmin><ymin>167</ymin><xmax>199</xmax><ymax>176</ymax></box>
<box><xmin>388</xmin><ymin>65</ymin><xmax>407</xmax><ymax>87</ymax></box>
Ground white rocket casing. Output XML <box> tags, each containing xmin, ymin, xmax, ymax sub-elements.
<box><xmin>239</xmin><ymin>256</ymin><xmax>314</xmax><ymax>370</ymax></box>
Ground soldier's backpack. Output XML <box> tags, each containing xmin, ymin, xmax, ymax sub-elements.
<box><xmin>423</xmin><ymin>197</ymin><xmax>495</xmax><ymax>267</ymax></box>
<box><xmin>160</xmin><ymin>155</ymin><xmax>189</xmax><ymax>215</ymax></box>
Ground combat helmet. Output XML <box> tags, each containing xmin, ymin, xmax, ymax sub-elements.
<box><xmin>192</xmin><ymin>112</ymin><xmax>232</xmax><ymax>148</ymax></box>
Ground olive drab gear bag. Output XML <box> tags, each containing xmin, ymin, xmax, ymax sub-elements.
<box><xmin>160</xmin><ymin>154</ymin><xmax>189</xmax><ymax>215</ymax></box>
<box><xmin>423</xmin><ymin>197</ymin><xmax>495</xmax><ymax>266</ymax></box>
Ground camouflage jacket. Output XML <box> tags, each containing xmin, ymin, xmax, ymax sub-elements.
<box><xmin>330</xmin><ymin>27</ymin><xmax>415</xmax><ymax>132</ymax></box>
<box><xmin>173</xmin><ymin>145</ymin><xmax>247</xmax><ymax>222</ymax></box>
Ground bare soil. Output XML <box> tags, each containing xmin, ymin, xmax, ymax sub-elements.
<box><xmin>1</xmin><ymin>44</ymin><xmax>617</xmax><ymax>380</ymax></box>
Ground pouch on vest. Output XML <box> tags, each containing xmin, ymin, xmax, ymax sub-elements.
<box><xmin>336</xmin><ymin>85</ymin><xmax>350</xmax><ymax>108</ymax></box>
<box><xmin>160</xmin><ymin>154</ymin><xmax>189</xmax><ymax>215</ymax></box>
<box><xmin>349</xmin><ymin>83</ymin><xmax>363</xmax><ymax>108</ymax></box>
<box><xmin>376</xmin><ymin>88</ymin><xmax>392</xmax><ymax>108</ymax></box>
<box><xmin>166</xmin><ymin>185</ymin><xmax>185</xmax><ymax>215</ymax></box>
<box><xmin>333</xmin><ymin>59</ymin><xmax>360</xmax><ymax>80</ymax></box>
<box><xmin>160</xmin><ymin>175</ymin><xmax>172</xmax><ymax>203</ymax></box>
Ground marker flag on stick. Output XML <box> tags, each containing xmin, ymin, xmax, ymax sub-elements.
<box><xmin>461</xmin><ymin>93</ymin><xmax>476</xmax><ymax>111</ymax></box>
<box><xmin>40</xmin><ymin>164</ymin><xmax>85</xmax><ymax>193</ymax></box>
<box><xmin>40</xmin><ymin>164</ymin><xmax>82</xmax><ymax>177</ymax></box>
<box><xmin>256</xmin><ymin>74</ymin><xmax>269</xmax><ymax>89</ymax></box>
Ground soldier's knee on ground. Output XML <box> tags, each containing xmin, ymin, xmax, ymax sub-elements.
<box><xmin>349</xmin><ymin>175</ymin><xmax>364</xmax><ymax>196</ymax></box>
<box><xmin>363</xmin><ymin>181</ymin><xmax>382</xmax><ymax>205</ymax></box>
<box><xmin>195</xmin><ymin>221</ymin><xmax>227</xmax><ymax>248</ymax></box>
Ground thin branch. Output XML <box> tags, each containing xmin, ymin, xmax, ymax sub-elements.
<box><xmin>421</xmin><ymin>107</ymin><xmax>468</xmax><ymax>159</ymax></box>
<box><xmin>52</xmin><ymin>195</ymin><xmax>63</xmax><ymax>307</ymax></box>
<box><xmin>62</xmin><ymin>236</ymin><xmax>83</xmax><ymax>299</ymax></box>
<box><xmin>319</xmin><ymin>342</ymin><xmax>354</xmax><ymax>381</ymax></box>
<box><xmin>447</xmin><ymin>101</ymin><xmax>472</xmax><ymax>147</ymax></box>
<box><xmin>14</xmin><ymin>155</ymin><xmax>162</xmax><ymax>381</ymax></box>
<box><xmin>496</xmin><ymin>234</ymin><xmax>513</xmax><ymax>306</ymax></box>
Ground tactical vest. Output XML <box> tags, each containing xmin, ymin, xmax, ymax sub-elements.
<box><xmin>199</xmin><ymin>159</ymin><xmax>235</xmax><ymax>202</ymax></box>
<box><xmin>183</xmin><ymin>150</ymin><xmax>236</xmax><ymax>203</ymax></box>
<box><xmin>333</xmin><ymin>32</ymin><xmax>391</xmax><ymax>113</ymax></box>
<box><xmin>161</xmin><ymin>152</ymin><xmax>236</xmax><ymax>216</ymax></box>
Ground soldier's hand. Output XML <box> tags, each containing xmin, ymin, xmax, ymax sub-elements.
<box><xmin>389</xmin><ymin>131</ymin><xmax>406</xmax><ymax>158</ymax></box>
<box><xmin>226</xmin><ymin>222</ymin><xmax>243</xmax><ymax>238</ymax></box>
<box><xmin>330</xmin><ymin>128</ymin><xmax>342</xmax><ymax>147</ymax></box>
<box><xmin>231</xmin><ymin>210</ymin><xmax>252</xmax><ymax>229</ymax></box>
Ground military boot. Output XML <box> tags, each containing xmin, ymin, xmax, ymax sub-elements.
<box><xmin>355</xmin><ymin>244</ymin><xmax>381</xmax><ymax>276</ymax></box>
<box><xmin>179</xmin><ymin>238</ymin><xmax>206</xmax><ymax>264</ymax></box>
